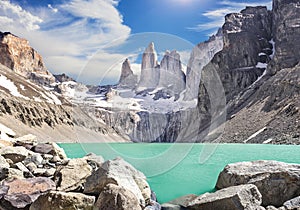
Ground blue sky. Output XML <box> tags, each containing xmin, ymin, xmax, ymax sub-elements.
<box><xmin>0</xmin><ymin>0</ymin><xmax>271</xmax><ymax>85</ymax></box>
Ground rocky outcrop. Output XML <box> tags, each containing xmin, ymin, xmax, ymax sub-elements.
<box><xmin>184</xmin><ymin>30</ymin><xmax>223</xmax><ymax>100</ymax></box>
<box><xmin>216</xmin><ymin>160</ymin><xmax>300</xmax><ymax>207</ymax></box>
<box><xmin>270</xmin><ymin>0</ymin><xmax>300</xmax><ymax>74</ymax></box>
<box><xmin>158</xmin><ymin>50</ymin><xmax>186</xmax><ymax>95</ymax></box>
<box><xmin>208</xmin><ymin>6</ymin><xmax>272</xmax><ymax>102</ymax></box>
<box><xmin>137</xmin><ymin>42</ymin><xmax>159</xmax><ymax>90</ymax></box>
<box><xmin>186</xmin><ymin>184</ymin><xmax>262</xmax><ymax>210</ymax></box>
<box><xmin>84</xmin><ymin>157</ymin><xmax>151</xmax><ymax>207</ymax></box>
<box><xmin>54</xmin><ymin>158</ymin><xmax>92</xmax><ymax>191</ymax></box>
<box><xmin>54</xmin><ymin>73</ymin><xmax>75</xmax><ymax>83</ymax></box>
<box><xmin>194</xmin><ymin>4</ymin><xmax>300</xmax><ymax>144</ymax></box>
<box><xmin>0</xmin><ymin>32</ymin><xmax>55</xmax><ymax>85</ymax></box>
<box><xmin>118</xmin><ymin>59</ymin><xmax>138</xmax><ymax>89</ymax></box>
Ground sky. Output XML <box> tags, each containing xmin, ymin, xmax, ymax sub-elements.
<box><xmin>0</xmin><ymin>0</ymin><xmax>272</xmax><ymax>85</ymax></box>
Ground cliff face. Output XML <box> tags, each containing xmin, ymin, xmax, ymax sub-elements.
<box><xmin>0</xmin><ymin>32</ymin><xmax>55</xmax><ymax>85</ymax></box>
<box><xmin>195</xmin><ymin>2</ymin><xmax>300</xmax><ymax>144</ymax></box>
<box><xmin>184</xmin><ymin>30</ymin><xmax>223</xmax><ymax>101</ymax></box>
<box><xmin>269</xmin><ymin>0</ymin><xmax>300</xmax><ymax>74</ymax></box>
<box><xmin>158</xmin><ymin>50</ymin><xmax>186</xmax><ymax>95</ymax></box>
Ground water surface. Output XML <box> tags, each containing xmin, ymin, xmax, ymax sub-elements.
<box><xmin>59</xmin><ymin>143</ymin><xmax>300</xmax><ymax>203</ymax></box>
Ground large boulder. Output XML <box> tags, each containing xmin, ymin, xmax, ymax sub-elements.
<box><xmin>84</xmin><ymin>157</ymin><xmax>151</xmax><ymax>207</ymax></box>
<box><xmin>54</xmin><ymin>158</ymin><xmax>92</xmax><ymax>192</ymax></box>
<box><xmin>0</xmin><ymin>177</ymin><xmax>55</xmax><ymax>209</ymax></box>
<box><xmin>216</xmin><ymin>160</ymin><xmax>300</xmax><ymax>207</ymax></box>
<box><xmin>30</xmin><ymin>191</ymin><xmax>95</xmax><ymax>210</ymax></box>
<box><xmin>93</xmin><ymin>183</ymin><xmax>142</xmax><ymax>210</ymax></box>
<box><xmin>15</xmin><ymin>134</ymin><xmax>38</xmax><ymax>149</ymax></box>
<box><xmin>0</xmin><ymin>146</ymin><xmax>29</xmax><ymax>163</ymax></box>
<box><xmin>186</xmin><ymin>184</ymin><xmax>262</xmax><ymax>210</ymax></box>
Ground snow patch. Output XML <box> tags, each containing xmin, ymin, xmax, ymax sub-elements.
<box><xmin>244</xmin><ymin>127</ymin><xmax>267</xmax><ymax>143</ymax></box>
<box><xmin>0</xmin><ymin>75</ymin><xmax>29</xmax><ymax>100</ymax></box>
<box><xmin>269</xmin><ymin>39</ymin><xmax>275</xmax><ymax>59</ymax></box>
<box><xmin>19</xmin><ymin>84</ymin><xmax>25</xmax><ymax>91</ymax></box>
<box><xmin>256</xmin><ymin>62</ymin><xmax>268</xmax><ymax>68</ymax></box>
<box><xmin>263</xmin><ymin>138</ymin><xmax>273</xmax><ymax>144</ymax></box>
<box><xmin>258</xmin><ymin>52</ymin><xmax>266</xmax><ymax>56</ymax></box>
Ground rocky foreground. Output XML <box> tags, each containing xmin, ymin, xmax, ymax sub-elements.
<box><xmin>0</xmin><ymin>132</ymin><xmax>300</xmax><ymax>210</ymax></box>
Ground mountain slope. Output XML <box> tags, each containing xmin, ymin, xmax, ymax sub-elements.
<box><xmin>196</xmin><ymin>1</ymin><xmax>300</xmax><ymax>144</ymax></box>
<box><xmin>0</xmin><ymin>57</ymin><xmax>126</xmax><ymax>142</ymax></box>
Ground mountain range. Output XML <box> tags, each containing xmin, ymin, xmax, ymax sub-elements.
<box><xmin>0</xmin><ymin>0</ymin><xmax>299</xmax><ymax>144</ymax></box>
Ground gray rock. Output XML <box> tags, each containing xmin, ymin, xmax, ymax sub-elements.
<box><xmin>161</xmin><ymin>203</ymin><xmax>183</xmax><ymax>210</ymax></box>
<box><xmin>93</xmin><ymin>183</ymin><xmax>142</xmax><ymax>210</ymax></box>
<box><xmin>30</xmin><ymin>191</ymin><xmax>95</xmax><ymax>210</ymax></box>
<box><xmin>0</xmin><ymin>146</ymin><xmax>29</xmax><ymax>163</ymax></box>
<box><xmin>0</xmin><ymin>155</ymin><xmax>9</xmax><ymax>168</ymax></box>
<box><xmin>158</xmin><ymin>50</ymin><xmax>186</xmax><ymax>95</ymax></box>
<box><xmin>0</xmin><ymin>155</ymin><xmax>9</xmax><ymax>180</ymax></box>
<box><xmin>169</xmin><ymin>194</ymin><xmax>198</xmax><ymax>208</ymax></box>
<box><xmin>7</xmin><ymin>168</ymin><xmax>24</xmax><ymax>179</ymax></box>
<box><xmin>26</xmin><ymin>162</ymin><xmax>37</xmax><ymax>172</ymax></box>
<box><xmin>145</xmin><ymin>200</ymin><xmax>162</xmax><ymax>210</ymax></box>
<box><xmin>84</xmin><ymin>157</ymin><xmax>151</xmax><ymax>207</ymax></box>
<box><xmin>270</xmin><ymin>0</ymin><xmax>300</xmax><ymax>74</ymax></box>
<box><xmin>283</xmin><ymin>196</ymin><xmax>300</xmax><ymax>210</ymax></box>
<box><xmin>33</xmin><ymin>143</ymin><xmax>54</xmax><ymax>154</ymax></box>
<box><xmin>15</xmin><ymin>162</ymin><xmax>29</xmax><ymax>173</ymax></box>
<box><xmin>137</xmin><ymin>42</ymin><xmax>159</xmax><ymax>90</ymax></box>
<box><xmin>1</xmin><ymin>177</ymin><xmax>55</xmax><ymax>208</ymax></box>
<box><xmin>23</xmin><ymin>152</ymin><xmax>44</xmax><ymax>166</ymax></box>
<box><xmin>54</xmin><ymin>158</ymin><xmax>92</xmax><ymax>191</ymax></box>
<box><xmin>84</xmin><ymin>152</ymin><xmax>104</xmax><ymax>170</ymax></box>
<box><xmin>184</xmin><ymin>31</ymin><xmax>223</xmax><ymax>100</ymax></box>
<box><xmin>118</xmin><ymin>59</ymin><xmax>138</xmax><ymax>89</ymax></box>
<box><xmin>186</xmin><ymin>184</ymin><xmax>262</xmax><ymax>210</ymax></box>
<box><xmin>15</xmin><ymin>134</ymin><xmax>37</xmax><ymax>147</ymax></box>
<box><xmin>216</xmin><ymin>160</ymin><xmax>300</xmax><ymax>206</ymax></box>
<box><xmin>50</xmin><ymin>142</ymin><xmax>68</xmax><ymax>160</ymax></box>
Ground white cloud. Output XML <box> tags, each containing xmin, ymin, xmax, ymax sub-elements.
<box><xmin>0</xmin><ymin>0</ymin><xmax>131</xmax><ymax>85</ymax></box>
<box><xmin>0</xmin><ymin>0</ymin><xmax>43</xmax><ymax>30</ymax></box>
<box><xmin>188</xmin><ymin>0</ymin><xmax>272</xmax><ymax>33</ymax></box>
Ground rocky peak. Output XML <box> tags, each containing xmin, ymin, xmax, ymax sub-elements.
<box><xmin>137</xmin><ymin>42</ymin><xmax>159</xmax><ymax>90</ymax></box>
<box><xmin>159</xmin><ymin>50</ymin><xmax>185</xmax><ymax>95</ymax></box>
<box><xmin>118</xmin><ymin>59</ymin><xmax>137</xmax><ymax>89</ymax></box>
<box><xmin>0</xmin><ymin>31</ymin><xmax>55</xmax><ymax>86</ymax></box>
<box><xmin>54</xmin><ymin>73</ymin><xmax>75</xmax><ymax>83</ymax></box>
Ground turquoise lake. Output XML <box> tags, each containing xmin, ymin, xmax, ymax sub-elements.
<box><xmin>59</xmin><ymin>143</ymin><xmax>300</xmax><ymax>203</ymax></box>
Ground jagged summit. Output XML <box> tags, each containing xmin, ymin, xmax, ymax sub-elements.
<box><xmin>118</xmin><ymin>59</ymin><xmax>137</xmax><ymax>89</ymax></box>
<box><xmin>145</xmin><ymin>42</ymin><xmax>155</xmax><ymax>53</ymax></box>
<box><xmin>0</xmin><ymin>31</ymin><xmax>55</xmax><ymax>85</ymax></box>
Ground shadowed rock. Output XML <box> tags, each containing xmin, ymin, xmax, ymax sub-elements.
<box><xmin>216</xmin><ymin>160</ymin><xmax>300</xmax><ymax>207</ymax></box>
